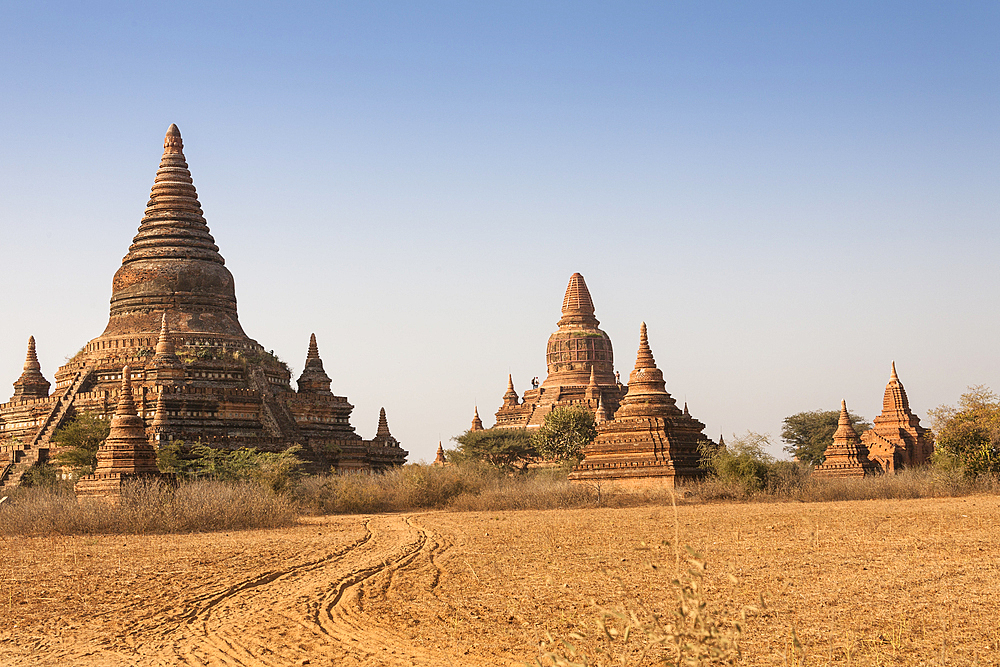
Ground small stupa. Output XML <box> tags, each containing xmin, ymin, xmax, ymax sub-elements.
<box><xmin>569</xmin><ymin>323</ymin><xmax>706</xmax><ymax>488</ymax></box>
<box><xmin>812</xmin><ymin>400</ymin><xmax>876</xmax><ymax>477</ymax></box>
<box><xmin>11</xmin><ymin>337</ymin><xmax>50</xmax><ymax>401</ymax></box>
<box><xmin>75</xmin><ymin>366</ymin><xmax>173</xmax><ymax>500</ymax></box>
<box><xmin>470</xmin><ymin>406</ymin><xmax>485</xmax><ymax>431</ymax></box>
<box><xmin>433</xmin><ymin>442</ymin><xmax>448</xmax><ymax>467</ymax></box>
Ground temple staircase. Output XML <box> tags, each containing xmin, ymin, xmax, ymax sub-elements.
<box><xmin>0</xmin><ymin>367</ymin><xmax>93</xmax><ymax>489</ymax></box>
<box><xmin>246</xmin><ymin>366</ymin><xmax>301</xmax><ymax>443</ymax></box>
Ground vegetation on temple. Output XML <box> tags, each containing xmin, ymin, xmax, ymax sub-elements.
<box><xmin>929</xmin><ymin>385</ymin><xmax>1000</xmax><ymax>477</ymax></box>
<box><xmin>157</xmin><ymin>442</ymin><xmax>304</xmax><ymax>492</ymax></box>
<box><xmin>781</xmin><ymin>409</ymin><xmax>871</xmax><ymax>465</ymax></box>
<box><xmin>530</xmin><ymin>406</ymin><xmax>597</xmax><ymax>462</ymax></box>
<box><xmin>51</xmin><ymin>412</ymin><xmax>111</xmax><ymax>475</ymax></box>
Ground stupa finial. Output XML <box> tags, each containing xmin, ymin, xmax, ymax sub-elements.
<box><xmin>164</xmin><ymin>123</ymin><xmax>183</xmax><ymax>155</ymax></box>
<box><xmin>154</xmin><ymin>313</ymin><xmax>175</xmax><ymax>357</ymax></box>
<box><xmin>307</xmin><ymin>333</ymin><xmax>320</xmax><ymax>361</ymax></box>
<box><xmin>633</xmin><ymin>322</ymin><xmax>656</xmax><ymax>370</ymax></box>
<box><xmin>890</xmin><ymin>360</ymin><xmax>898</xmax><ymax>381</ymax></box>
<box><xmin>24</xmin><ymin>336</ymin><xmax>40</xmax><ymax>372</ymax></box>
<box><xmin>116</xmin><ymin>366</ymin><xmax>138</xmax><ymax>417</ymax></box>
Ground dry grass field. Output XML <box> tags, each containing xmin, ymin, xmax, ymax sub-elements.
<box><xmin>2</xmin><ymin>495</ymin><xmax>998</xmax><ymax>666</ymax></box>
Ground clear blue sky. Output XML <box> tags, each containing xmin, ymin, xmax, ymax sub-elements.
<box><xmin>1</xmin><ymin>2</ymin><xmax>998</xmax><ymax>461</ymax></box>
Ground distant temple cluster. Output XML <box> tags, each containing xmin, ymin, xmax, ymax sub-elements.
<box><xmin>483</xmin><ymin>273</ymin><xmax>709</xmax><ymax>488</ymax></box>
<box><xmin>814</xmin><ymin>363</ymin><xmax>932</xmax><ymax>478</ymax></box>
<box><xmin>0</xmin><ymin>125</ymin><xmax>406</xmax><ymax>493</ymax></box>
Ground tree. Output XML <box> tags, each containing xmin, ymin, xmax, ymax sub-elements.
<box><xmin>51</xmin><ymin>412</ymin><xmax>111</xmax><ymax>475</ymax></box>
<box><xmin>530</xmin><ymin>406</ymin><xmax>597</xmax><ymax>462</ymax></box>
<box><xmin>700</xmin><ymin>431</ymin><xmax>808</xmax><ymax>496</ymax></box>
<box><xmin>781</xmin><ymin>409</ymin><xmax>871</xmax><ymax>465</ymax></box>
<box><xmin>928</xmin><ymin>385</ymin><xmax>1000</xmax><ymax>477</ymax></box>
<box><xmin>451</xmin><ymin>428</ymin><xmax>535</xmax><ymax>471</ymax></box>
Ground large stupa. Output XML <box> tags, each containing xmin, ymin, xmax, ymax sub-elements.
<box><xmin>0</xmin><ymin>125</ymin><xmax>406</xmax><ymax>487</ymax></box>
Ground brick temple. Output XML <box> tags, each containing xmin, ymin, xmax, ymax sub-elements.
<box><xmin>568</xmin><ymin>323</ymin><xmax>706</xmax><ymax>488</ymax></box>
<box><xmin>492</xmin><ymin>273</ymin><xmax>626</xmax><ymax>429</ymax></box>
<box><xmin>0</xmin><ymin>125</ymin><xmax>406</xmax><ymax>487</ymax></box>
<box><xmin>861</xmin><ymin>362</ymin><xmax>933</xmax><ymax>472</ymax></box>
<box><xmin>814</xmin><ymin>363</ymin><xmax>933</xmax><ymax>478</ymax></box>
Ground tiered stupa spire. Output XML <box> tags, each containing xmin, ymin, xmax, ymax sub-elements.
<box><xmin>433</xmin><ymin>442</ymin><xmax>448</xmax><ymax>466</ymax></box>
<box><xmin>102</xmin><ymin>123</ymin><xmax>245</xmax><ymax>339</ymax></box>
<box><xmin>541</xmin><ymin>273</ymin><xmax>616</xmax><ymax>388</ymax></box>
<box><xmin>613</xmin><ymin>323</ymin><xmax>681</xmax><ymax>419</ymax></box>
<box><xmin>11</xmin><ymin>336</ymin><xmax>50</xmax><ymax>401</ymax></box>
<box><xmin>297</xmin><ymin>333</ymin><xmax>333</xmax><ymax>394</ymax></box>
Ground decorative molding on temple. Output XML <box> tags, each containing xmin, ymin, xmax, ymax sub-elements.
<box><xmin>569</xmin><ymin>323</ymin><xmax>706</xmax><ymax>489</ymax></box>
<box><xmin>494</xmin><ymin>273</ymin><xmax>626</xmax><ymax>429</ymax></box>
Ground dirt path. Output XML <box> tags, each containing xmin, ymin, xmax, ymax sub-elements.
<box><xmin>2</xmin><ymin>514</ymin><xmax>511</xmax><ymax>666</ymax></box>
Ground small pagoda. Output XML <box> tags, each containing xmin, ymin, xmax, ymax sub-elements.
<box><xmin>860</xmin><ymin>362</ymin><xmax>933</xmax><ymax>473</ymax></box>
<box><xmin>493</xmin><ymin>273</ymin><xmax>625</xmax><ymax>429</ymax></box>
<box><xmin>812</xmin><ymin>400</ymin><xmax>877</xmax><ymax>477</ymax></box>
<box><xmin>75</xmin><ymin>367</ymin><xmax>173</xmax><ymax>500</ymax></box>
<box><xmin>568</xmin><ymin>323</ymin><xmax>706</xmax><ymax>489</ymax></box>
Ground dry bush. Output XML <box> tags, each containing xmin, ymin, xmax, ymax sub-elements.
<box><xmin>0</xmin><ymin>479</ymin><xmax>296</xmax><ymax>536</ymax></box>
<box><xmin>684</xmin><ymin>466</ymin><xmax>1000</xmax><ymax>504</ymax></box>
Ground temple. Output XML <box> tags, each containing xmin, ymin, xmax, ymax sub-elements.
<box><xmin>860</xmin><ymin>362</ymin><xmax>933</xmax><ymax>473</ymax></box>
<box><xmin>812</xmin><ymin>400</ymin><xmax>877</xmax><ymax>477</ymax></box>
<box><xmin>493</xmin><ymin>273</ymin><xmax>626</xmax><ymax>429</ymax></box>
<box><xmin>568</xmin><ymin>323</ymin><xmax>707</xmax><ymax>488</ymax></box>
<box><xmin>0</xmin><ymin>125</ymin><xmax>406</xmax><ymax>488</ymax></box>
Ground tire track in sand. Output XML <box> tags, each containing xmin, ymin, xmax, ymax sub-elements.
<box><xmin>146</xmin><ymin>515</ymin><xmax>505</xmax><ymax>667</ymax></box>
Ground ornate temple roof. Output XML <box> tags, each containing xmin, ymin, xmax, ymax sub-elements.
<box><xmin>471</xmin><ymin>406</ymin><xmax>485</xmax><ymax>431</ymax></box>
<box><xmin>103</xmin><ymin>124</ymin><xmax>246</xmax><ymax>339</ymax></box>
<box><xmin>558</xmin><ymin>272</ymin><xmax>598</xmax><ymax>327</ymax></box>
<box><xmin>92</xmin><ymin>367</ymin><xmax>161</xmax><ymax>476</ymax></box>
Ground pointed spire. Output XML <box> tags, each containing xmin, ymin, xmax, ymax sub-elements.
<box><xmin>121</xmin><ymin>124</ymin><xmax>224</xmax><ymax>266</ymax></box>
<box><xmin>614</xmin><ymin>322</ymin><xmax>680</xmax><ymax>419</ymax></box>
<box><xmin>471</xmin><ymin>405</ymin><xmax>485</xmax><ymax>431</ymax></box>
<box><xmin>586</xmin><ymin>365</ymin><xmax>600</xmax><ymax>400</ymax></box>
<box><xmin>23</xmin><ymin>336</ymin><xmax>40</xmax><ymax>372</ymax></box>
<box><xmin>557</xmin><ymin>273</ymin><xmax>599</xmax><ymax>327</ymax></box>
<box><xmin>683</xmin><ymin>401</ymin><xmax>690</xmax><ymax>416</ymax></box>
<box><xmin>633</xmin><ymin>322</ymin><xmax>657</xmax><ymax>371</ymax></box>
<box><xmin>376</xmin><ymin>407</ymin><xmax>391</xmax><ymax>437</ymax></box>
<box><xmin>882</xmin><ymin>361</ymin><xmax>910</xmax><ymax>413</ymax></box>
<box><xmin>11</xmin><ymin>336</ymin><xmax>50</xmax><ymax>401</ymax></box>
<box><xmin>372</xmin><ymin>407</ymin><xmax>397</xmax><ymax>446</ymax></box>
<box><xmin>297</xmin><ymin>333</ymin><xmax>332</xmax><ymax>393</ymax></box>
<box><xmin>502</xmin><ymin>374</ymin><xmax>519</xmax><ymax>407</ymax></box>
<box><xmin>433</xmin><ymin>442</ymin><xmax>448</xmax><ymax>466</ymax></box>
<box><xmin>116</xmin><ymin>366</ymin><xmax>138</xmax><ymax>418</ymax></box>
<box><xmin>719</xmin><ymin>433</ymin><xmax>725</xmax><ymax>448</ymax></box>
<box><xmin>307</xmin><ymin>333</ymin><xmax>320</xmax><ymax>362</ymax></box>
<box><xmin>594</xmin><ymin>394</ymin><xmax>608</xmax><ymax>424</ymax></box>
<box><xmin>152</xmin><ymin>389</ymin><xmax>169</xmax><ymax>428</ymax></box>
<box><xmin>154</xmin><ymin>313</ymin><xmax>176</xmax><ymax>357</ymax></box>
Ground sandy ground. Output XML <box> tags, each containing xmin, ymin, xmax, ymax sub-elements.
<box><xmin>2</xmin><ymin>495</ymin><xmax>999</xmax><ymax>666</ymax></box>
